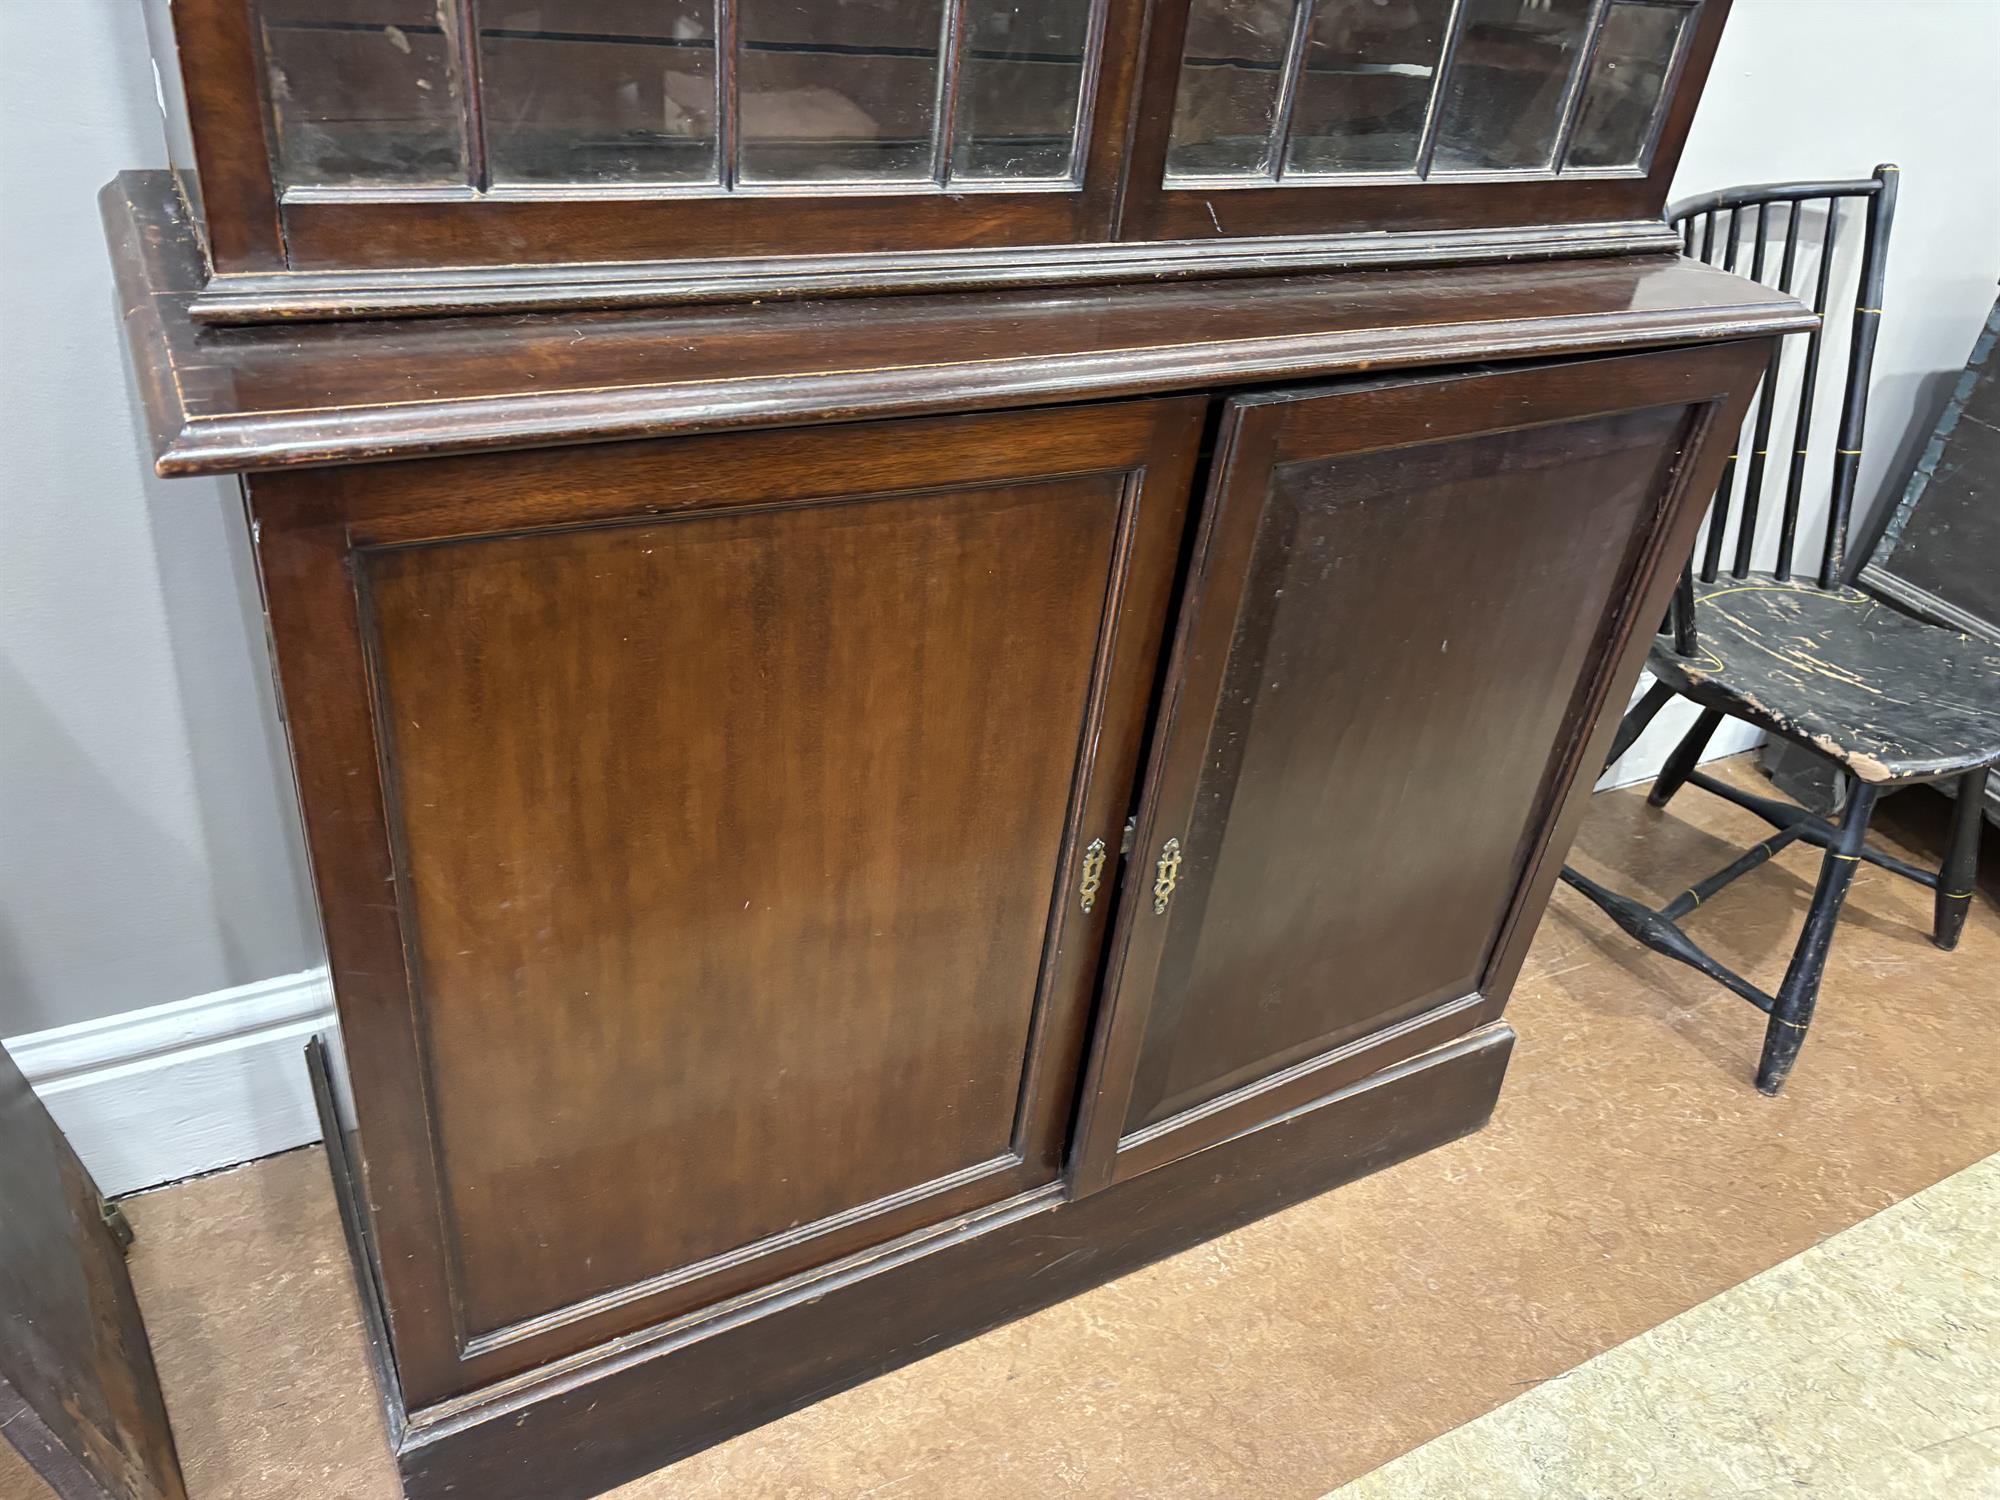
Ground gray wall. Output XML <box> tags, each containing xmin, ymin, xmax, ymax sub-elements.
<box><xmin>2</xmin><ymin>1</ymin><xmax>1996</xmax><ymax>1036</ymax></box>
<box><xmin>0</xmin><ymin>4</ymin><xmax>318</xmax><ymax>1034</ymax></box>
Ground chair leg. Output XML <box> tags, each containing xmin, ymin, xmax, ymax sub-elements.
<box><xmin>1604</xmin><ymin>679</ymin><xmax>1678</xmax><ymax>773</ymax></box>
<box><xmin>1649</xmin><ymin>707</ymin><xmax>1725</xmax><ymax>809</ymax></box>
<box><xmin>1934</xmin><ymin>767</ymin><xmax>1989</xmax><ymax>951</ymax></box>
<box><xmin>1757</xmin><ymin>780</ymin><xmax>1880</xmax><ymax>1096</ymax></box>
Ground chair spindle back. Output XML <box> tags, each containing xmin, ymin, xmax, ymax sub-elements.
<box><xmin>1663</xmin><ymin>165</ymin><xmax>1900</xmax><ymax>655</ymax></box>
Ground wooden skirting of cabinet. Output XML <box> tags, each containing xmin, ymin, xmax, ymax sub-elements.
<box><xmin>104</xmin><ymin>165</ymin><xmax>1811</xmax><ymax>1500</ymax></box>
<box><xmin>310</xmin><ymin>1024</ymin><xmax>1516</xmax><ymax>1500</ymax></box>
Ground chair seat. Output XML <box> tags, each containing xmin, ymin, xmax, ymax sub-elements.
<box><xmin>1648</xmin><ymin>576</ymin><xmax>2000</xmax><ymax>784</ymax></box>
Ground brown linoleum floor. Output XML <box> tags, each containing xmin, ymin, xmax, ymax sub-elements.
<box><xmin>25</xmin><ymin>757</ymin><xmax>2000</xmax><ymax>1500</ymax></box>
<box><xmin>1334</xmin><ymin>1152</ymin><xmax>2000</xmax><ymax>1497</ymax></box>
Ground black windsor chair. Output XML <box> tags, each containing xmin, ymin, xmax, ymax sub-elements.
<box><xmin>1561</xmin><ymin>165</ymin><xmax>2000</xmax><ymax>1095</ymax></box>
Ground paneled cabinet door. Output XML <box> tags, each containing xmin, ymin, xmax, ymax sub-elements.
<box><xmin>1070</xmin><ymin>343</ymin><xmax>1766</xmax><ymax>1191</ymax></box>
<box><xmin>253</xmin><ymin>399</ymin><xmax>1200</xmax><ymax>1406</ymax></box>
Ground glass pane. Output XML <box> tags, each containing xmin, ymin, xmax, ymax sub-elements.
<box><xmin>1283</xmin><ymin>0</ymin><xmax>1453</xmax><ymax>176</ymax></box>
<box><xmin>257</xmin><ymin>0</ymin><xmax>466</xmax><ymax>187</ymax></box>
<box><xmin>1430</xmin><ymin>0</ymin><xmax>1592</xmax><ymax>173</ymax></box>
<box><xmin>480</xmin><ymin>1</ymin><xmax>720</xmax><ymax>185</ymax></box>
<box><xmin>1164</xmin><ymin>0</ymin><xmax>1302</xmax><ymax>179</ymax></box>
<box><xmin>1564</xmin><ymin>1</ymin><xmax>1688</xmax><ymax>170</ymax></box>
<box><xmin>950</xmin><ymin>0</ymin><xmax>1094</xmax><ymax>181</ymax></box>
<box><xmin>738</xmin><ymin>0</ymin><xmax>948</xmax><ymax>182</ymax></box>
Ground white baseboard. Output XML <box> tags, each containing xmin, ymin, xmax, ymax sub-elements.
<box><xmin>6</xmin><ymin>967</ymin><xmax>336</xmax><ymax>1198</ymax></box>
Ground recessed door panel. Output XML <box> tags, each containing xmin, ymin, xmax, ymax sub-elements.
<box><xmin>1073</xmin><ymin>346</ymin><xmax>1766</xmax><ymax>1188</ymax></box>
<box><xmin>365</xmin><ymin>479</ymin><xmax>1117</xmax><ymax>1340</ymax></box>
<box><xmin>1122</xmin><ymin>405</ymin><xmax>1683</xmax><ymax>1131</ymax></box>
<box><xmin>258</xmin><ymin>399</ymin><xmax>1200</xmax><ymax>1403</ymax></box>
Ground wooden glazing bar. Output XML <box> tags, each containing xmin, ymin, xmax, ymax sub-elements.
<box><xmin>930</xmin><ymin>0</ymin><xmax>971</xmax><ymax>185</ymax></box>
<box><xmin>1413</xmin><ymin>0</ymin><xmax>1471</xmax><ymax>179</ymax></box>
<box><xmin>448</xmin><ymin>0</ymin><xmax>490</xmax><ymax>191</ymax></box>
<box><xmin>1549</xmin><ymin>0</ymin><xmax>1615</xmax><ymax>168</ymax></box>
<box><xmin>1267</xmin><ymin>0</ymin><xmax>1318</xmax><ymax>184</ymax></box>
<box><xmin>1065</xmin><ymin>0</ymin><xmax>1111</xmax><ymax>186</ymax></box>
<box><xmin>716</xmin><ymin>0</ymin><xmax>739</xmax><ymax>189</ymax></box>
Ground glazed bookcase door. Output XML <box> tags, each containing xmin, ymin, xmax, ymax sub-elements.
<box><xmin>1070</xmin><ymin>344</ymin><xmax>1766</xmax><ymax>1190</ymax></box>
<box><xmin>196</xmin><ymin>0</ymin><xmax>1145</xmax><ymax>272</ymax></box>
<box><xmin>252</xmin><ymin>400</ymin><xmax>1199</xmax><ymax>1406</ymax></box>
<box><xmin>163</xmin><ymin>0</ymin><xmax>1720</xmax><ymax>283</ymax></box>
<box><xmin>1120</xmin><ymin>0</ymin><xmax>1726</xmax><ymax>241</ymax></box>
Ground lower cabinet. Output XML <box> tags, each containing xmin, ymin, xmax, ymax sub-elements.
<box><xmin>250</xmin><ymin>340</ymin><xmax>1765</xmax><ymax>1497</ymax></box>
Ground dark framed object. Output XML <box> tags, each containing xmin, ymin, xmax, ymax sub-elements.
<box><xmin>1860</xmin><ymin>296</ymin><xmax>2000</xmax><ymax>647</ymax></box>
<box><xmin>0</xmin><ymin>1041</ymin><xmax>187</xmax><ymax>1500</ymax></box>
<box><xmin>1859</xmin><ymin>294</ymin><xmax>2000</xmax><ymax>828</ymax></box>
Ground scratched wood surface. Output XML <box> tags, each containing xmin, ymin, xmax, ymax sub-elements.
<box><xmin>1650</xmin><ymin>576</ymin><xmax>2000</xmax><ymax>784</ymax></box>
